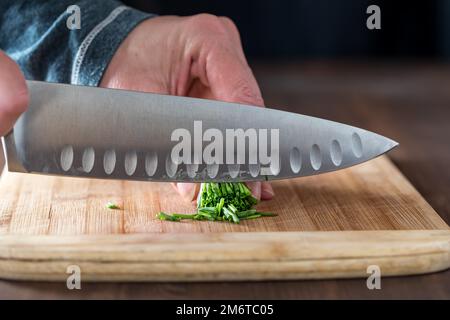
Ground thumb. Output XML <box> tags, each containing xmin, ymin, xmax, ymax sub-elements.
<box><xmin>0</xmin><ymin>51</ymin><xmax>28</xmax><ymax>136</ymax></box>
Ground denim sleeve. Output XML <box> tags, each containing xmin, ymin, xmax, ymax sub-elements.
<box><xmin>0</xmin><ymin>0</ymin><xmax>154</xmax><ymax>86</ymax></box>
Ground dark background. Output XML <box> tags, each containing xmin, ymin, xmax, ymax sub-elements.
<box><xmin>125</xmin><ymin>0</ymin><xmax>450</xmax><ymax>60</ymax></box>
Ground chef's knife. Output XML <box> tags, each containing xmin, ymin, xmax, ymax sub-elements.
<box><xmin>2</xmin><ymin>81</ymin><xmax>398</xmax><ymax>182</ymax></box>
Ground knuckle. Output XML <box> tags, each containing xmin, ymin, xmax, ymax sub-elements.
<box><xmin>188</xmin><ymin>13</ymin><xmax>233</xmax><ymax>36</ymax></box>
<box><xmin>233</xmin><ymin>78</ymin><xmax>264</xmax><ymax>106</ymax></box>
<box><xmin>219</xmin><ymin>16</ymin><xmax>240</xmax><ymax>36</ymax></box>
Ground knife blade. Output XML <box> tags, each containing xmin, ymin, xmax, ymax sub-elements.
<box><xmin>1</xmin><ymin>80</ymin><xmax>398</xmax><ymax>182</ymax></box>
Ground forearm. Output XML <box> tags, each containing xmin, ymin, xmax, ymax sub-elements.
<box><xmin>0</xmin><ymin>0</ymin><xmax>153</xmax><ymax>86</ymax></box>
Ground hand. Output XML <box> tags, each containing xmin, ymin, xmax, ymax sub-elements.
<box><xmin>0</xmin><ymin>51</ymin><xmax>28</xmax><ymax>136</ymax></box>
<box><xmin>100</xmin><ymin>14</ymin><xmax>274</xmax><ymax>201</ymax></box>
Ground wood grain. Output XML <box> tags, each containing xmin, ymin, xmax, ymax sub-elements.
<box><xmin>0</xmin><ymin>154</ymin><xmax>448</xmax><ymax>281</ymax></box>
<box><xmin>0</xmin><ymin>156</ymin><xmax>447</xmax><ymax>236</ymax></box>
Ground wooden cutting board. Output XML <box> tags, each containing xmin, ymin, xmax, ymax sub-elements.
<box><xmin>0</xmin><ymin>155</ymin><xmax>449</xmax><ymax>281</ymax></box>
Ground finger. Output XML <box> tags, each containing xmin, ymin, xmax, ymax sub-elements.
<box><xmin>246</xmin><ymin>181</ymin><xmax>262</xmax><ymax>200</ymax></box>
<box><xmin>192</xmin><ymin>43</ymin><xmax>264</xmax><ymax>106</ymax></box>
<box><xmin>0</xmin><ymin>51</ymin><xmax>28</xmax><ymax>136</ymax></box>
<box><xmin>190</xmin><ymin>18</ymin><xmax>274</xmax><ymax>199</ymax></box>
<box><xmin>173</xmin><ymin>182</ymin><xmax>200</xmax><ymax>202</ymax></box>
<box><xmin>261</xmin><ymin>182</ymin><xmax>274</xmax><ymax>200</ymax></box>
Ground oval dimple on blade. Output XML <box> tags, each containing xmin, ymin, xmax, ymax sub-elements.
<box><xmin>145</xmin><ymin>152</ymin><xmax>158</xmax><ymax>176</ymax></box>
<box><xmin>289</xmin><ymin>147</ymin><xmax>301</xmax><ymax>173</ymax></box>
<box><xmin>330</xmin><ymin>140</ymin><xmax>343</xmax><ymax>166</ymax></box>
<box><xmin>103</xmin><ymin>149</ymin><xmax>116</xmax><ymax>175</ymax></box>
<box><xmin>351</xmin><ymin>132</ymin><xmax>363</xmax><ymax>158</ymax></box>
<box><xmin>165</xmin><ymin>154</ymin><xmax>178</xmax><ymax>178</ymax></box>
<box><xmin>227</xmin><ymin>164</ymin><xmax>240</xmax><ymax>178</ymax></box>
<box><xmin>124</xmin><ymin>150</ymin><xmax>137</xmax><ymax>176</ymax></box>
<box><xmin>60</xmin><ymin>145</ymin><xmax>74</xmax><ymax>172</ymax></box>
<box><xmin>186</xmin><ymin>163</ymin><xmax>198</xmax><ymax>178</ymax></box>
<box><xmin>310</xmin><ymin>144</ymin><xmax>322</xmax><ymax>171</ymax></box>
<box><xmin>82</xmin><ymin>147</ymin><xmax>95</xmax><ymax>173</ymax></box>
<box><xmin>207</xmin><ymin>164</ymin><xmax>219</xmax><ymax>178</ymax></box>
<box><xmin>249</xmin><ymin>164</ymin><xmax>260</xmax><ymax>177</ymax></box>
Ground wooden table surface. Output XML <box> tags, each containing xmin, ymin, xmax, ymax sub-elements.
<box><xmin>0</xmin><ymin>61</ymin><xmax>449</xmax><ymax>299</ymax></box>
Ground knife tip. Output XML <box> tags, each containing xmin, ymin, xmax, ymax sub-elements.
<box><xmin>383</xmin><ymin>137</ymin><xmax>399</xmax><ymax>154</ymax></box>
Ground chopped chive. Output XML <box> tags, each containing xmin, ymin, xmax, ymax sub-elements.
<box><xmin>160</xmin><ymin>182</ymin><xmax>274</xmax><ymax>224</ymax></box>
<box><xmin>172</xmin><ymin>213</ymin><xmax>197</xmax><ymax>219</ymax></box>
<box><xmin>106</xmin><ymin>202</ymin><xmax>120</xmax><ymax>210</ymax></box>
<box><xmin>241</xmin><ymin>214</ymin><xmax>262</xmax><ymax>220</ymax></box>
<box><xmin>156</xmin><ymin>212</ymin><xmax>180</xmax><ymax>221</ymax></box>
<box><xmin>256</xmin><ymin>212</ymin><xmax>278</xmax><ymax>217</ymax></box>
<box><xmin>237</xmin><ymin>209</ymin><xmax>257</xmax><ymax>218</ymax></box>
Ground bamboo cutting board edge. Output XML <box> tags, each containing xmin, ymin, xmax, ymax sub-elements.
<box><xmin>0</xmin><ymin>230</ymin><xmax>449</xmax><ymax>281</ymax></box>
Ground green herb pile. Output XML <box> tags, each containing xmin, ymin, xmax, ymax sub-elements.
<box><xmin>156</xmin><ymin>182</ymin><xmax>276</xmax><ymax>223</ymax></box>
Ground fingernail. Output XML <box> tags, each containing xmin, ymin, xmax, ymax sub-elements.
<box><xmin>176</xmin><ymin>183</ymin><xmax>196</xmax><ymax>201</ymax></box>
<box><xmin>261</xmin><ymin>182</ymin><xmax>274</xmax><ymax>200</ymax></box>
<box><xmin>246</xmin><ymin>182</ymin><xmax>261</xmax><ymax>200</ymax></box>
